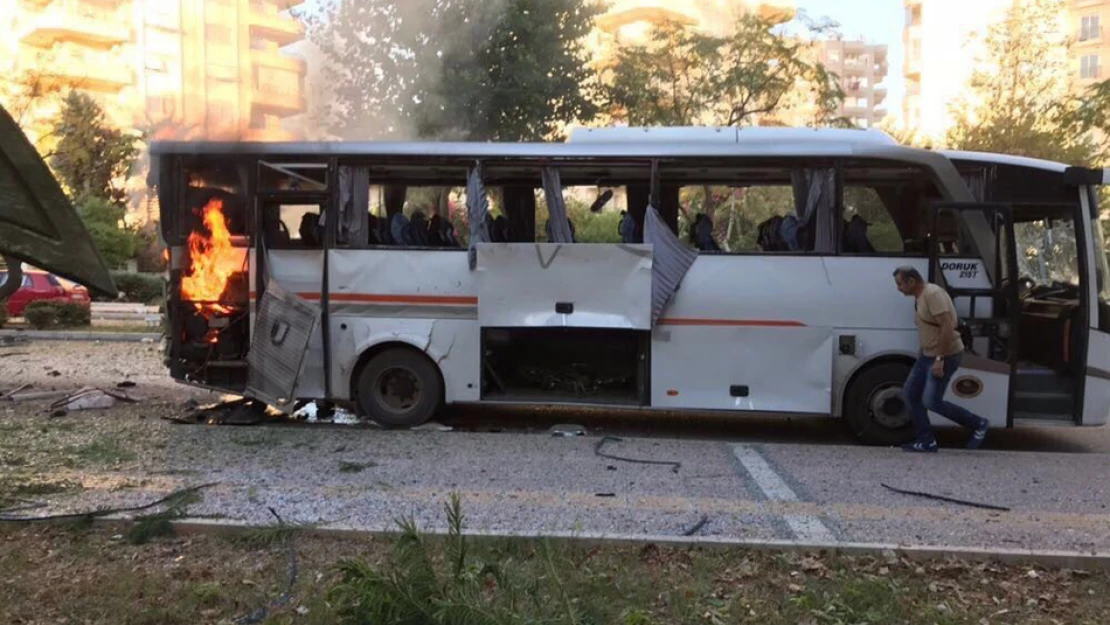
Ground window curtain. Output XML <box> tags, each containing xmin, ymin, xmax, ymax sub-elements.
<box><xmin>541</xmin><ymin>167</ymin><xmax>575</xmax><ymax>244</ymax></box>
<box><xmin>467</xmin><ymin>162</ymin><xmax>491</xmax><ymax>270</ymax></box>
<box><xmin>337</xmin><ymin>166</ymin><xmax>370</xmax><ymax>247</ymax></box>
<box><xmin>790</xmin><ymin>168</ymin><xmax>837</xmax><ymax>253</ymax></box>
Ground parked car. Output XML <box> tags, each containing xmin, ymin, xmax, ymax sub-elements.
<box><xmin>0</xmin><ymin>269</ymin><xmax>90</xmax><ymax>317</ymax></box>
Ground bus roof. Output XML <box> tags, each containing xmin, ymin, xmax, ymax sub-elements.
<box><xmin>941</xmin><ymin>150</ymin><xmax>1071</xmax><ymax>173</ymax></box>
<box><xmin>567</xmin><ymin>126</ymin><xmax>900</xmax><ymax>146</ymax></box>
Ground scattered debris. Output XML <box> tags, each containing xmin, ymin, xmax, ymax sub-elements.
<box><xmin>47</xmin><ymin>387</ymin><xmax>142</xmax><ymax>415</ymax></box>
<box><xmin>293</xmin><ymin>401</ymin><xmax>319</xmax><ymax>421</ymax></box>
<box><xmin>233</xmin><ymin>508</ymin><xmax>298</xmax><ymax>625</ymax></box>
<box><xmin>116</xmin><ymin>381</ymin><xmax>137</xmax><ymax>389</ymax></box>
<box><xmin>595</xmin><ymin>436</ymin><xmax>681</xmax><ymax>474</ymax></box>
<box><xmin>881</xmin><ymin>483</ymin><xmax>1011</xmax><ymax>512</ymax></box>
<box><xmin>5</xmin><ymin>389</ymin><xmax>79</xmax><ymax>404</ymax></box>
<box><xmin>0</xmin><ymin>383</ymin><xmax>32</xmax><ymax>399</ymax></box>
<box><xmin>595</xmin><ymin>493</ymin><xmax>616</xmax><ymax>498</ymax></box>
<box><xmin>682</xmin><ymin>514</ymin><xmax>710</xmax><ymax>537</ymax></box>
<box><xmin>0</xmin><ymin>482</ymin><xmax>218</xmax><ymax>523</ymax></box>
<box><xmin>0</xmin><ymin>351</ymin><xmax>29</xmax><ymax>359</ymax></box>
<box><xmin>412</xmin><ymin>421</ymin><xmax>451</xmax><ymax>432</ymax></box>
<box><xmin>181</xmin><ymin>398</ymin><xmax>269</xmax><ymax>426</ymax></box>
<box><xmin>47</xmin><ymin>370</ymin><xmax>61</xmax><ymax>377</ymax></box>
<box><xmin>550</xmin><ymin>423</ymin><xmax>586</xmax><ymax>437</ymax></box>
<box><xmin>338</xmin><ymin>461</ymin><xmax>377</xmax><ymax>474</ymax></box>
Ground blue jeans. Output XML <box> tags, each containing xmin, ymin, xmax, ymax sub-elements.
<box><xmin>904</xmin><ymin>353</ymin><xmax>985</xmax><ymax>443</ymax></box>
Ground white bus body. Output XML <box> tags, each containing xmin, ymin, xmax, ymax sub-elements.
<box><xmin>152</xmin><ymin>130</ymin><xmax>1110</xmax><ymax>445</ymax></box>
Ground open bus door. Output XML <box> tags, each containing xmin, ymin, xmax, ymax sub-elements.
<box><xmin>928</xmin><ymin>202</ymin><xmax>1021</xmax><ymax>426</ymax></box>
<box><xmin>0</xmin><ymin>105</ymin><xmax>116</xmax><ymax>297</ymax></box>
<box><xmin>1072</xmin><ymin>167</ymin><xmax>1110</xmax><ymax>427</ymax></box>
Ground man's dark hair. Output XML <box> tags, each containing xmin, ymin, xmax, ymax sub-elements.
<box><xmin>893</xmin><ymin>266</ymin><xmax>924</xmax><ymax>283</ymax></box>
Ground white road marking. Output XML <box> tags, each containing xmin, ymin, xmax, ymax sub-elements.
<box><xmin>731</xmin><ymin>444</ymin><xmax>837</xmax><ymax>543</ymax></box>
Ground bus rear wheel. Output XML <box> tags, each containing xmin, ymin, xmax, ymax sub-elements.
<box><xmin>843</xmin><ymin>362</ymin><xmax>916</xmax><ymax>446</ymax></box>
<box><xmin>356</xmin><ymin>348</ymin><xmax>443</xmax><ymax>428</ymax></box>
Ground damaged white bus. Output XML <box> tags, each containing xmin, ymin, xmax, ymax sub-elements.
<box><xmin>151</xmin><ymin>127</ymin><xmax>1110</xmax><ymax>445</ymax></box>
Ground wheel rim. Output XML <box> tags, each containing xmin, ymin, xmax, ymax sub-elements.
<box><xmin>867</xmin><ymin>383</ymin><xmax>910</xmax><ymax>429</ymax></box>
<box><xmin>375</xmin><ymin>367</ymin><xmax>422</xmax><ymax>415</ymax></box>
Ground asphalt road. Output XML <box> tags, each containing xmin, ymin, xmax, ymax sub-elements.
<box><xmin>4</xmin><ymin>340</ymin><xmax>1110</xmax><ymax>554</ymax></box>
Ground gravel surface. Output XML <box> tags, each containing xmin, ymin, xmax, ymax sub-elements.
<box><xmin>3</xmin><ymin>340</ymin><xmax>1110</xmax><ymax>555</ymax></box>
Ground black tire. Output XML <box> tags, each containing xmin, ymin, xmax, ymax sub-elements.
<box><xmin>843</xmin><ymin>361</ymin><xmax>916</xmax><ymax>446</ymax></box>
<box><xmin>355</xmin><ymin>348</ymin><xmax>443</xmax><ymax>428</ymax></box>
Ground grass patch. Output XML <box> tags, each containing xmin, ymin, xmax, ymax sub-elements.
<box><xmin>2</xmin><ymin>497</ymin><xmax>1110</xmax><ymax>624</ymax></box>
<box><xmin>0</xmin><ymin>475</ymin><xmax>81</xmax><ymax>509</ymax></box>
<box><xmin>338</xmin><ymin>460</ymin><xmax>377</xmax><ymax>474</ymax></box>
<box><xmin>72</xmin><ymin>437</ymin><xmax>137</xmax><ymax>465</ymax></box>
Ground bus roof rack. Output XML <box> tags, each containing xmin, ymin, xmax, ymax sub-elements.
<box><xmin>567</xmin><ymin>126</ymin><xmax>899</xmax><ymax>146</ymax></box>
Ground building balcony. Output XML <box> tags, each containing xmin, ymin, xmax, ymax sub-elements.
<box><xmin>250</xmin><ymin>49</ymin><xmax>306</xmax><ymax>74</ymax></box>
<box><xmin>248</xmin><ymin>2</ymin><xmax>305</xmax><ymax>47</ymax></box>
<box><xmin>873</xmin><ymin>87</ymin><xmax>888</xmax><ymax>105</ymax></box>
<box><xmin>905</xmin><ymin>56</ymin><xmax>922</xmax><ymax>78</ymax></box>
<box><xmin>251</xmin><ymin>88</ymin><xmax>304</xmax><ymax>116</ymax></box>
<box><xmin>20</xmin><ymin>0</ymin><xmax>132</xmax><ymax>48</ymax></box>
<box><xmin>40</xmin><ymin>50</ymin><xmax>133</xmax><ymax>92</ymax></box>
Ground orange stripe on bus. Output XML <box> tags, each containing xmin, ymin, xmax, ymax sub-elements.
<box><xmin>657</xmin><ymin>318</ymin><xmax>807</xmax><ymax>328</ymax></box>
<box><xmin>247</xmin><ymin>292</ymin><xmax>477</xmax><ymax>306</ymax></box>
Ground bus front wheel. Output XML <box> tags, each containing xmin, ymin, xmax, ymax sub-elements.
<box><xmin>843</xmin><ymin>361</ymin><xmax>916</xmax><ymax>446</ymax></box>
<box><xmin>355</xmin><ymin>348</ymin><xmax>443</xmax><ymax>428</ymax></box>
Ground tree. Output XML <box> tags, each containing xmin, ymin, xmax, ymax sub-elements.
<box><xmin>76</xmin><ymin>197</ymin><xmax>139</xmax><ymax>270</ymax></box>
<box><xmin>298</xmin><ymin>0</ymin><xmax>603</xmax><ymax>141</ymax></box>
<box><xmin>49</xmin><ymin>91</ymin><xmax>139</xmax><ymax>205</ymax></box>
<box><xmin>947</xmin><ymin>0</ymin><xmax>1098</xmax><ymax>165</ymax></box>
<box><xmin>604</xmin><ymin>14</ymin><xmax>846</xmax><ymax>128</ymax></box>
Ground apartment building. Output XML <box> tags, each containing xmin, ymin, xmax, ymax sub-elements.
<box><xmin>590</xmin><ymin>0</ymin><xmax>796</xmax><ymax>70</ymax></box>
<box><xmin>1071</xmin><ymin>0</ymin><xmax>1108</xmax><ymax>86</ymax></box>
<box><xmin>815</xmin><ymin>40</ymin><xmax>889</xmax><ymax>128</ymax></box>
<box><xmin>1</xmin><ymin>0</ymin><xmax>306</xmax><ymax>144</ymax></box>
<box><xmin>901</xmin><ymin>0</ymin><xmax>1016</xmax><ymax>139</ymax></box>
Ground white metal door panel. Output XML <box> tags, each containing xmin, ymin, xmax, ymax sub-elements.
<box><xmin>942</xmin><ymin>360</ymin><xmax>1010</xmax><ymax>428</ymax></box>
<box><xmin>1084</xmin><ymin>330</ymin><xmax>1110</xmax><ymax>426</ymax></box>
<box><xmin>251</xmin><ymin>250</ymin><xmax>325</xmax><ymax>398</ymax></box>
<box><xmin>476</xmin><ymin>243</ymin><xmax>653</xmax><ymax>329</ymax></box>
<box><xmin>651</xmin><ymin>325</ymin><xmax>835</xmax><ymax>413</ymax></box>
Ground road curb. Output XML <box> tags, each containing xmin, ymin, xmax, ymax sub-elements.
<box><xmin>0</xmin><ymin>330</ymin><xmax>161</xmax><ymax>343</ymax></box>
<box><xmin>89</xmin><ymin>517</ymin><xmax>1110</xmax><ymax>571</ymax></box>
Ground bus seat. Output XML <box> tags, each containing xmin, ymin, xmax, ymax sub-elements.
<box><xmin>618</xmin><ymin>211</ymin><xmax>637</xmax><ymax>243</ymax></box>
<box><xmin>298</xmin><ymin>213</ymin><xmax>322</xmax><ymax>247</ymax></box>
<box><xmin>690</xmin><ymin>213</ymin><xmax>720</xmax><ymax>251</ymax></box>
<box><xmin>367</xmin><ymin>214</ymin><xmax>382</xmax><ymax>245</ymax></box>
<box><xmin>842</xmin><ymin>215</ymin><xmax>875</xmax><ymax>254</ymax></box>
<box><xmin>391</xmin><ymin>212</ymin><xmax>412</xmax><ymax>246</ymax></box>
<box><xmin>490</xmin><ymin>215</ymin><xmax>510</xmax><ymax>243</ymax></box>
<box><xmin>409</xmin><ymin>210</ymin><xmax>430</xmax><ymax>247</ymax></box>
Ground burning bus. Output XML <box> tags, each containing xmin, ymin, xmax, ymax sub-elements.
<box><xmin>152</xmin><ymin>129</ymin><xmax>1110</xmax><ymax>444</ymax></box>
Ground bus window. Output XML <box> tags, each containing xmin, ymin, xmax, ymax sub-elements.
<box><xmin>180</xmin><ymin>159</ymin><xmax>249</xmax><ymax>243</ymax></box>
<box><xmin>1015</xmin><ymin>217</ymin><xmax>1080</xmax><ymax>287</ymax></box>
<box><xmin>842</xmin><ymin>186</ymin><xmax>905</xmax><ymax>254</ymax></box>
<box><xmin>264</xmin><ymin>202</ymin><xmax>327</xmax><ymax>249</ymax></box>
<box><xmin>536</xmin><ymin>184</ymin><xmax>625</xmax><ymax>243</ymax></box>
<box><xmin>259</xmin><ymin>160</ymin><xmax>328</xmax><ymax>192</ymax></box>
<box><xmin>675</xmin><ymin>185</ymin><xmax>799</xmax><ymax>253</ymax></box>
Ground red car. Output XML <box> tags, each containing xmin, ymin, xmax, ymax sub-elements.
<box><xmin>1</xmin><ymin>270</ymin><xmax>90</xmax><ymax>317</ymax></box>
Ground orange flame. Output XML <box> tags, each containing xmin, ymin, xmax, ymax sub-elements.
<box><xmin>181</xmin><ymin>198</ymin><xmax>237</xmax><ymax>318</ymax></box>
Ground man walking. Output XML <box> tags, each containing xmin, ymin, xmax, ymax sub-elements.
<box><xmin>893</xmin><ymin>266</ymin><xmax>990</xmax><ymax>452</ymax></box>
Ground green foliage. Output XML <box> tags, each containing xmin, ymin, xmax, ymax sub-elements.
<box><xmin>49</xmin><ymin>91</ymin><xmax>139</xmax><ymax>205</ymax></box>
<box><xmin>23</xmin><ymin>300</ymin><xmax>91</xmax><ymax>329</ymax></box>
<box><xmin>947</xmin><ymin>0</ymin><xmax>1099</xmax><ymax>164</ymax></box>
<box><xmin>299</xmin><ymin>0</ymin><xmax>603</xmax><ymax>141</ymax></box>
<box><xmin>605</xmin><ymin>14</ymin><xmax>846</xmax><ymax>127</ymax></box>
<box><xmin>109</xmin><ymin>272</ymin><xmax>163</xmax><ymax>304</ymax></box>
<box><xmin>77</xmin><ymin>197</ymin><xmax>140</xmax><ymax>270</ymax></box>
